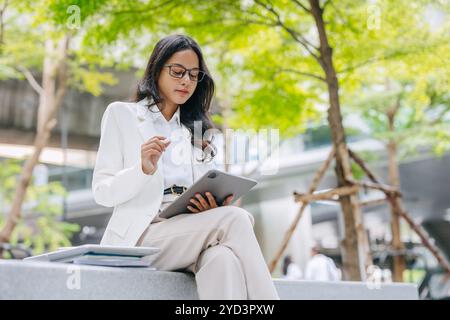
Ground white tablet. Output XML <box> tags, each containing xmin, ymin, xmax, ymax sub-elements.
<box><xmin>158</xmin><ymin>169</ymin><xmax>257</xmax><ymax>219</ymax></box>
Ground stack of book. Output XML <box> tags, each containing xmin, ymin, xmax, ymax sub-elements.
<box><xmin>24</xmin><ymin>244</ymin><xmax>160</xmax><ymax>268</ymax></box>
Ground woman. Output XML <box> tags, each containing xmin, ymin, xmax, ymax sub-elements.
<box><xmin>92</xmin><ymin>34</ymin><xmax>279</xmax><ymax>300</ymax></box>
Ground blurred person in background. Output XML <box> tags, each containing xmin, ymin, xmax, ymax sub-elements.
<box><xmin>305</xmin><ymin>245</ymin><xmax>341</xmax><ymax>281</ymax></box>
<box><xmin>282</xmin><ymin>255</ymin><xmax>303</xmax><ymax>280</ymax></box>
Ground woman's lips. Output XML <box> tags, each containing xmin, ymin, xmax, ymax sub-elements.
<box><xmin>176</xmin><ymin>89</ymin><xmax>189</xmax><ymax>95</ymax></box>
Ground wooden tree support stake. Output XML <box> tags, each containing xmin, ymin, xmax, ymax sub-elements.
<box><xmin>349</xmin><ymin>148</ymin><xmax>450</xmax><ymax>275</ymax></box>
<box><xmin>269</xmin><ymin>147</ymin><xmax>335</xmax><ymax>273</ymax></box>
<box><xmin>397</xmin><ymin>207</ymin><xmax>450</xmax><ymax>274</ymax></box>
<box><xmin>293</xmin><ymin>185</ymin><xmax>359</xmax><ymax>203</ymax></box>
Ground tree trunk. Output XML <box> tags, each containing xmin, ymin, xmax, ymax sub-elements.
<box><xmin>0</xmin><ymin>36</ymin><xmax>69</xmax><ymax>254</ymax></box>
<box><xmin>309</xmin><ymin>0</ymin><xmax>372</xmax><ymax>280</ymax></box>
<box><xmin>386</xmin><ymin>107</ymin><xmax>406</xmax><ymax>282</ymax></box>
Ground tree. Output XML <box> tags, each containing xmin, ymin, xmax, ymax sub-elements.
<box><xmin>0</xmin><ymin>158</ymin><xmax>80</xmax><ymax>258</ymax></box>
<box><xmin>344</xmin><ymin>34</ymin><xmax>449</xmax><ymax>281</ymax></box>
<box><xmin>0</xmin><ymin>0</ymin><xmax>116</xmax><ymax>252</ymax></box>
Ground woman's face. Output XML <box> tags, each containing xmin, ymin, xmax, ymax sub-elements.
<box><xmin>157</xmin><ymin>49</ymin><xmax>199</xmax><ymax>107</ymax></box>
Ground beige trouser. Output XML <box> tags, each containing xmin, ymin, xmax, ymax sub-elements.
<box><xmin>137</xmin><ymin>205</ymin><xmax>279</xmax><ymax>300</ymax></box>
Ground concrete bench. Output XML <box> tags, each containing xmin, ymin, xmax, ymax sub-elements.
<box><xmin>0</xmin><ymin>260</ymin><xmax>418</xmax><ymax>300</ymax></box>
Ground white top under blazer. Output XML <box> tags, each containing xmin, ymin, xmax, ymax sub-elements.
<box><xmin>147</xmin><ymin>103</ymin><xmax>195</xmax><ymax>190</ymax></box>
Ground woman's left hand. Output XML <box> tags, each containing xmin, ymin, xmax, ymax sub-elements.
<box><xmin>187</xmin><ymin>192</ymin><xmax>234</xmax><ymax>213</ymax></box>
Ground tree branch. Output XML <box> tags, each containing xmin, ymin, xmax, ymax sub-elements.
<box><xmin>281</xmin><ymin>24</ymin><xmax>320</xmax><ymax>60</ymax></box>
<box><xmin>291</xmin><ymin>0</ymin><xmax>311</xmax><ymax>13</ymax></box>
<box><xmin>275</xmin><ymin>67</ymin><xmax>326</xmax><ymax>81</ymax></box>
<box><xmin>253</xmin><ymin>0</ymin><xmax>320</xmax><ymax>61</ymax></box>
<box><xmin>398</xmin><ymin>209</ymin><xmax>450</xmax><ymax>275</ymax></box>
<box><xmin>348</xmin><ymin>148</ymin><xmax>381</xmax><ymax>181</ymax></box>
<box><xmin>18</xmin><ymin>66</ymin><xmax>43</xmax><ymax>96</ymax></box>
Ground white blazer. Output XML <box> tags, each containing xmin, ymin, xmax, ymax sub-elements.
<box><xmin>92</xmin><ymin>98</ymin><xmax>216</xmax><ymax>246</ymax></box>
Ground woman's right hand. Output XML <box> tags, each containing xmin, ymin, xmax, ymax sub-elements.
<box><xmin>141</xmin><ymin>136</ymin><xmax>171</xmax><ymax>175</ymax></box>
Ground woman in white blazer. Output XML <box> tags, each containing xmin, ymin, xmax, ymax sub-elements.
<box><xmin>92</xmin><ymin>34</ymin><xmax>279</xmax><ymax>300</ymax></box>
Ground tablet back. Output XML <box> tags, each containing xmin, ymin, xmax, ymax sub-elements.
<box><xmin>159</xmin><ymin>170</ymin><xmax>257</xmax><ymax>219</ymax></box>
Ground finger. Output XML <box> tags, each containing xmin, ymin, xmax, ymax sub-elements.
<box><xmin>187</xmin><ymin>205</ymin><xmax>200</xmax><ymax>213</ymax></box>
<box><xmin>145</xmin><ymin>137</ymin><xmax>170</xmax><ymax>149</ymax></box>
<box><xmin>189</xmin><ymin>198</ymin><xmax>203</xmax><ymax>211</ymax></box>
<box><xmin>143</xmin><ymin>143</ymin><xmax>163</xmax><ymax>153</ymax></box>
<box><xmin>142</xmin><ymin>141</ymin><xmax>164</xmax><ymax>152</ymax></box>
<box><xmin>152</xmin><ymin>140</ymin><xmax>170</xmax><ymax>150</ymax></box>
<box><xmin>143</xmin><ymin>136</ymin><xmax>165</xmax><ymax>146</ymax></box>
<box><xmin>148</xmin><ymin>136</ymin><xmax>166</xmax><ymax>142</ymax></box>
<box><xmin>223</xmin><ymin>195</ymin><xmax>234</xmax><ymax>206</ymax></box>
<box><xmin>195</xmin><ymin>193</ymin><xmax>210</xmax><ymax>210</ymax></box>
<box><xmin>148</xmin><ymin>145</ymin><xmax>165</xmax><ymax>153</ymax></box>
<box><xmin>205</xmin><ymin>192</ymin><xmax>218</xmax><ymax>208</ymax></box>
<box><xmin>144</xmin><ymin>147</ymin><xmax>162</xmax><ymax>155</ymax></box>
<box><xmin>144</xmin><ymin>149</ymin><xmax>162</xmax><ymax>158</ymax></box>
<box><xmin>155</xmin><ymin>136</ymin><xmax>171</xmax><ymax>145</ymax></box>
<box><xmin>155</xmin><ymin>142</ymin><xmax>170</xmax><ymax>152</ymax></box>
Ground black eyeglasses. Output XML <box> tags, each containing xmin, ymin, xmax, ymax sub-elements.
<box><xmin>164</xmin><ymin>64</ymin><xmax>206</xmax><ymax>82</ymax></box>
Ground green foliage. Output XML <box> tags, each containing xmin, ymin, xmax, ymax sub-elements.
<box><xmin>0</xmin><ymin>0</ymin><xmax>121</xmax><ymax>96</ymax></box>
<box><xmin>4</xmin><ymin>0</ymin><xmax>448</xmax><ymax>148</ymax></box>
<box><xmin>338</xmin><ymin>0</ymin><xmax>450</xmax><ymax>158</ymax></box>
<box><xmin>68</xmin><ymin>61</ymin><xmax>118</xmax><ymax>96</ymax></box>
<box><xmin>5</xmin><ymin>0</ymin><xmax>446</xmax><ymax>142</ymax></box>
<box><xmin>230</xmin><ymin>78</ymin><xmax>320</xmax><ymax>137</ymax></box>
<box><xmin>345</xmin><ymin>67</ymin><xmax>449</xmax><ymax>158</ymax></box>
<box><xmin>34</xmin><ymin>0</ymin><xmax>326</xmax><ymax>138</ymax></box>
<box><xmin>0</xmin><ymin>159</ymin><xmax>80</xmax><ymax>257</ymax></box>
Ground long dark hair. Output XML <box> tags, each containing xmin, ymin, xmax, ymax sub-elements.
<box><xmin>133</xmin><ymin>34</ymin><xmax>217</xmax><ymax>162</ymax></box>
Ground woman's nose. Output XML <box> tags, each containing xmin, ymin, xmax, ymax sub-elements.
<box><xmin>180</xmin><ymin>72</ymin><xmax>191</xmax><ymax>84</ymax></box>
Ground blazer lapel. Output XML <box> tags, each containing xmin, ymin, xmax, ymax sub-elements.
<box><xmin>136</xmin><ymin>98</ymin><xmax>157</xmax><ymax>142</ymax></box>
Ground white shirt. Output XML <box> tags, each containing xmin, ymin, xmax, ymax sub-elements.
<box><xmin>148</xmin><ymin>104</ymin><xmax>194</xmax><ymax>193</ymax></box>
<box><xmin>283</xmin><ymin>263</ymin><xmax>303</xmax><ymax>280</ymax></box>
<box><xmin>304</xmin><ymin>254</ymin><xmax>340</xmax><ymax>281</ymax></box>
